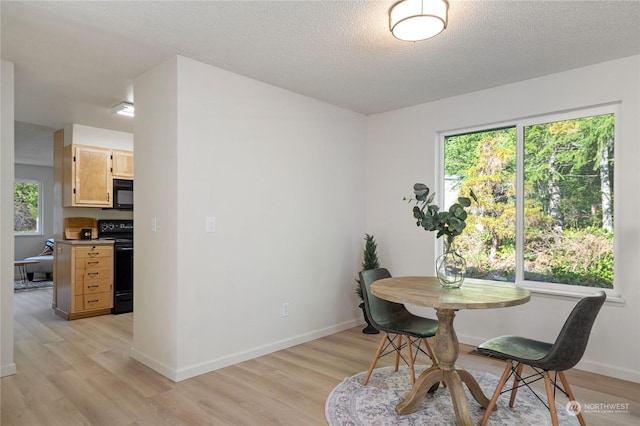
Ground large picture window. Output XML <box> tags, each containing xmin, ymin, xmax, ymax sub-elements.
<box><xmin>443</xmin><ymin>105</ymin><xmax>615</xmax><ymax>291</ymax></box>
<box><xmin>14</xmin><ymin>179</ymin><xmax>42</xmax><ymax>235</ymax></box>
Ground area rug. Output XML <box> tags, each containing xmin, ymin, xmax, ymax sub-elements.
<box><xmin>14</xmin><ymin>280</ymin><xmax>53</xmax><ymax>292</ymax></box>
<box><xmin>326</xmin><ymin>366</ymin><xmax>579</xmax><ymax>425</ymax></box>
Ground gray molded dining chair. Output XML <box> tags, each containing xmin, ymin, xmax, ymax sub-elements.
<box><xmin>477</xmin><ymin>290</ymin><xmax>606</xmax><ymax>426</ymax></box>
<box><xmin>359</xmin><ymin>268</ymin><xmax>439</xmax><ymax>386</ymax></box>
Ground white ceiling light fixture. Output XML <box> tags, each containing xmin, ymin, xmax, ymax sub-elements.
<box><xmin>111</xmin><ymin>102</ymin><xmax>135</xmax><ymax>117</ymax></box>
<box><xmin>389</xmin><ymin>0</ymin><xmax>449</xmax><ymax>42</ymax></box>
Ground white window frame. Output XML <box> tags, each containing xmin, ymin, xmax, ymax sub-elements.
<box><xmin>437</xmin><ymin>103</ymin><xmax>620</xmax><ymax>300</ymax></box>
<box><xmin>14</xmin><ymin>178</ymin><xmax>43</xmax><ymax>236</ymax></box>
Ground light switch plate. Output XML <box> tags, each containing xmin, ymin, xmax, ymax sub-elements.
<box><xmin>206</xmin><ymin>216</ymin><xmax>216</xmax><ymax>233</ymax></box>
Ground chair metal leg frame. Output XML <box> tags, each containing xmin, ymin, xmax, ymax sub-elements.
<box><xmin>362</xmin><ymin>333</ymin><xmax>436</xmax><ymax>386</ymax></box>
<box><xmin>480</xmin><ymin>361</ymin><xmax>584</xmax><ymax>426</ymax></box>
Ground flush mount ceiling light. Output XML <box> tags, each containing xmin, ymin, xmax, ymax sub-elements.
<box><xmin>111</xmin><ymin>102</ymin><xmax>135</xmax><ymax>117</ymax></box>
<box><xmin>389</xmin><ymin>0</ymin><xmax>449</xmax><ymax>42</ymax></box>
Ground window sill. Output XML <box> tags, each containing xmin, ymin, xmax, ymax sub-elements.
<box><xmin>462</xmin><ymin>277</ymin><xmax>624</xmax><ymax>306</ymax></box>
<box><xmin>524</xmin><ymin>286</ymin><xmax>624</xmax><ymax>306</ymax></box>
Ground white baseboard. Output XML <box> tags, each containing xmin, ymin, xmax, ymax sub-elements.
<box><xmin>1</xmin><ymin>362</ymin><xmax>16</xmax><ymax>377</ymax></box>
<box><xmin>458</xmin><ymin>333</ymin><xmax>640</xmax><ymax>384</ymax></box>
<box><xmin>130</xmin><ymin>348</ymin><xmax>177</xmax><ymax>381</ymax></box>
<box><xmin>131</xmin><ymin>318</ymin><xmax>361</xmax><ymax>382</ymax></box>
<box><xmin>575</xmin><ymin>358</ymin><xmax>640</xmax><ymax>384</ymax></box>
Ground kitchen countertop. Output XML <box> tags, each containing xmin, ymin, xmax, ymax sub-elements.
<box><xmin>55</xmin><ymin>239</ymin><xmax>114</xmax><ymax>245</ymax></box>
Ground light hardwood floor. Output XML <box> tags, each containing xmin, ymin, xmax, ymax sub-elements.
<box><xmin>2</xmin><ymin>288</ymin><xmax>639</xmax><ymax>425</ymax></box>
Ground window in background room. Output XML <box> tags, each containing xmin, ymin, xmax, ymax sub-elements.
<box><xmin>14</xmin><ymin>180</ymin><xmax>42</xmax><ymax>235</ymax></box>
<box><xmin>443</xmin><ymin>105</ymin><xmax>615</xmax><ymax>291</ymax></box>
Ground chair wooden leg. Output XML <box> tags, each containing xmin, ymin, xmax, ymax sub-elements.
<box><xmin>558</xmin><ymin>371</ymin><xmax>586</xmax><ymax>426</ymax></box>
<box><xmin>542</xmin><ymin>371</ymin><xmax>560</xmax><ymax>426</ymax></box>
<box><xmin>480</xmin><ymin>361</ymin><xmax>513</xmax><ymax>426</ymax></box>
<box><xmin>363</xmin><ymin>333</ymin><xmax>388</xmax><ymax>386</ymax></box>
<box><xmin>422</xmin><ymin>337</ymin><xmax>437</xmax><ymax>364</ymax></box>
<box><xmin>394</xmin><ymin>335</ymin><xmax>402</xmax><ymax>372</ymax></box>
<box><xmin>509</xmin><ymin>362</ymin><xmax>524</xmax><ymax>407</ymax></box>
<box><xmin>407</xmin><ymin>336</ymin><xmax>415</xmax><ymax>385</ymax></box>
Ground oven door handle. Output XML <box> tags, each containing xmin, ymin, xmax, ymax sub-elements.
<box><xmin>116</xmin><ymin>247</ymin><xmax>134</xmax><ymax>252</ymax></box>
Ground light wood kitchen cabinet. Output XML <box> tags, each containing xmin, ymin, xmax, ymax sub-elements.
<box><xmin>63</xmin><ymin>144</ymin><xmax>112</xmax><ymax>207</ymax></box>
<box><xmin>54</xmin><ymin>241</ymin><xmax>114</xmax><ymax>320</ymax></box>
<box><xmin>111</xmin><ymin>149</ymin><xmax>134</xmax><ymax>179</ymax></box>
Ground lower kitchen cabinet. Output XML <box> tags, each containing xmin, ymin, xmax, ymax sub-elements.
<box><xmin>54</xmin><ymin>240</ymin><xmax>114</xmax><ymax>320</ymax></box>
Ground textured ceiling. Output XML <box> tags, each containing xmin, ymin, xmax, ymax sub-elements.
<box><xmin>3</xmin><ymin>0</ymin><xmax>639</xmax><ymax>165</ymax></box>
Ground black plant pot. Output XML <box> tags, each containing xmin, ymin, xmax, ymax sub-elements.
<box><xmin>359</xmin><ymin>302</ymin><xmax>379</xmax><ymax>334</ymax></box>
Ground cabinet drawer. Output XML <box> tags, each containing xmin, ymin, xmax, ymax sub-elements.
<box><xmin>78</xmin><ymin>279</ymin><xmax>111</xmax><ymax>295</ymax></box>
<box><xmin>78</xmin><ymin>257</ymin><xmax>112</xmax><ymax>269</ymax></box>
<box><xmin>74</xmin><ymin>292</ymin><xmax>112</xmax><ymax>311</ymax></box>
<box><xmin>75</xmin><ymin>266</ymin><xmax>112</xmax><ymax>282</ymax></box>
<box><xmin>74</xmin><ymin>246</ymin><xmax>113</xmax><ymax>259</ymax></box>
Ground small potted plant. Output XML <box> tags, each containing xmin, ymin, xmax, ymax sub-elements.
<box><xmin>356</xmin><ymin>234</ymin><xmax>380</xmax><ymax>334</ymax></box>
<box><xmin>405</xmin><ymin>183</ymin><xmax>476</xmax><ymax>288</ymax></box>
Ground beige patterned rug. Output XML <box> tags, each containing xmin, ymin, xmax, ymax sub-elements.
<box><xmin>326</xmin><ymin>365</ymin><xmax>579</xmax><ymax>425</ymax></box>
<box><xmin>14</xmin><ymin>280</ymin><xmax>53</xmax><ymax>292</ymax></box>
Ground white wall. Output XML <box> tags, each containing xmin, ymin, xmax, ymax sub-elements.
<box><xmin>132</xmin><ymin>55</ymin><xmax>367</xmax><ymax>381</ymax></box>
<box><xmin>1</xmin><ymin>60</ymin><xmax>16</xmax><ymax>377</ymax></box>
<box><xmin>63</xmin><ymin>123</ymin><xmax>133</xmax><ymax>150</ymax></box>
<box><xmin>130</xmin><ymin>56</ymin><xmax>180</xmax><ymax>377</ymax></box>
<box><xmin>366</xmin><ymin>55</ymin><xmax>640</xmax><ymax>383</ymax></box>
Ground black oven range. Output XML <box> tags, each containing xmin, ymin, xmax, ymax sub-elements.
<box><xmin>98</xmin><ymin>219</ymin><xmax>133</xmax><ymax>314</ymax></box>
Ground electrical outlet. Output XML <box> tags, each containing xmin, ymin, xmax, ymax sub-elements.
<box><xmin>282</xmin><ymin>302</ymin><xmax>289</xmax><ymax>317</ymax></box>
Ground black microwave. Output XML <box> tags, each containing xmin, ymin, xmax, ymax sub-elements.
<box><xmin>112</xmin><ymin>178</ymin><xmax>133</xmax><ymax>210</ymax></box>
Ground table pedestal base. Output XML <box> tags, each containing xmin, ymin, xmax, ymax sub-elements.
<box><xmin>395</xmin><ymin>308</ymin><xmax>492</xmax><ymax>425</ymax></box>
<box><xmin>396</xmin><ymin>366</ymin><xmax>490</xmax><ymax>421</ymax></box>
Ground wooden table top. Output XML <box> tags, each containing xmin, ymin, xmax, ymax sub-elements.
<box><xmin>371</xmin><ymin>276</ymin><xmax>530</xmax><ymax>310</ymax></box>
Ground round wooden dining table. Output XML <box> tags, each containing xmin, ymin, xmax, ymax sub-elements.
<box><xmin>371</xmin><ymin>276</ymin><xmax>530</xmax><ymax>426</ymax></box>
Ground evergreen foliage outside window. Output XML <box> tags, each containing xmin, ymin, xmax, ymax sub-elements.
<box><xmin>14</xmin><ymin>180</ymin><xmax>41</xmax><ymax>235</ymax></box>
<box><xmin>443</xmin><ymin>106</ymin><xmax>615</xmax><ymax>290</ymax></box>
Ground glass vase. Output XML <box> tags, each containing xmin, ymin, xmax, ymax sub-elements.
<box><xmin>436</xmin><ymin>238</ymin><xmax>466</xmax><ymax>288</ymax></box>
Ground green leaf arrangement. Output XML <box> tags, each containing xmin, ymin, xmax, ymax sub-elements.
<box><xmin>405</xmin><ymin>183</ymin><xmax>477</xmax><ymax>244</ymax></box>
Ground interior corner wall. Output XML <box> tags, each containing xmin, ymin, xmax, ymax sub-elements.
<box><xmin>132</xmin><ymin>55</ymin><xmax>367</xmax><ymax>381</ymax></box>
<box><xmin>365</xmin><ymin>55</ymin><xmax>640</xmax><ymax>383</ymax></box>
<box><xmin>130</xmin><ymin>56</ymin><xmax>180</xmax><ymax>377</ymax></box>
<box><xmin>1</xmin><ymin>60</ymin><xmax>16</xmax><ymax>377</ymax></box>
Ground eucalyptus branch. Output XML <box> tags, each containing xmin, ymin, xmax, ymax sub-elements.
<box><xmin>406</xmin><ymin>183</ymin><xmax>477</xmax><ymax>243</ymax></box>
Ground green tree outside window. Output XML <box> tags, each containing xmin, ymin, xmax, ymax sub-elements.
<box><xmin>14</xmin><ymin>181</ymin><xmax>40</xmax><ymax>234</ymax></box>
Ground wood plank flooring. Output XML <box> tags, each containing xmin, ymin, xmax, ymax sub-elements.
<box><xmin>2</xmin><ymin>288</ymin><xmax>639</xmax><ymax>425</ymax></box>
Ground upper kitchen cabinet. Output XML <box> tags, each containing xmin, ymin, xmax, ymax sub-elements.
<box><xmin>59</xmin><ymin>124</ymin><xmax>134</xmax><ymax>208</ymax></box>
<box><xmin>63</xmin><ymin>144</ymin><xmax>112</xmax><ymax>207</ymax></box>
<box><xmin>111</xmin><ymin>149</ymin><xmax>134</xmax><ymax>179</ymax></box>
